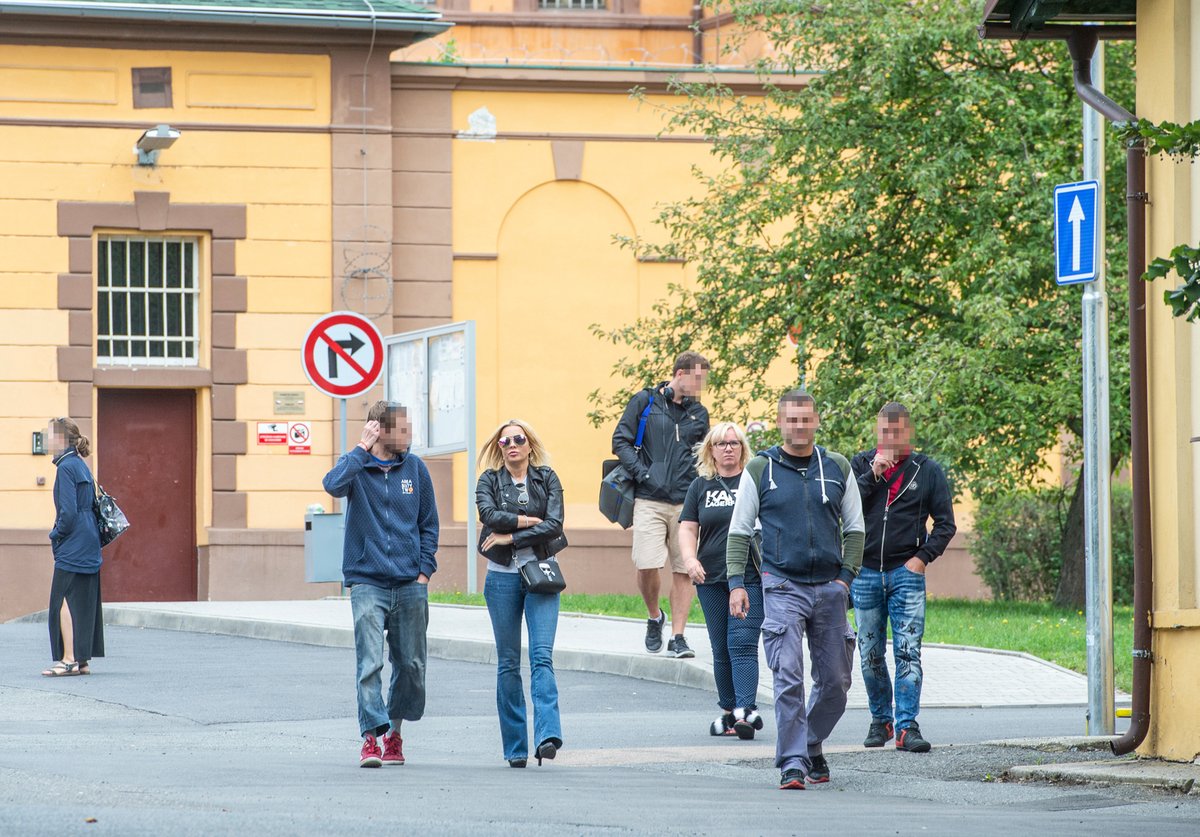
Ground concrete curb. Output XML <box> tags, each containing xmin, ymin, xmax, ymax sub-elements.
<box><xmin>1006</xmin><ymin>759</ymin><xmax>1200</xmax><ymax>794</ymax></box>
<box><xmin>983</xmin><ymin>735</ymin><xmax>1121</xmax><ymax>752</ymax></box>
<box><xmin>73</xmin><ymin>605</ymin><xmax>749</xmax><ymax>703</ymax></box>
<box><xmin>14</xmin><ymin>604</ymin><xmax>1108</xmax><ymax>709</ymax></box>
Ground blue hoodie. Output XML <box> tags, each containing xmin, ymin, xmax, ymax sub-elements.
<box><xmin>49</xmin><ymin>448</ymin><xmax>102</xmax><ymax>574</ymax></box>
<box><xmin>322</xmin><ymin>446</ymin><xmax>439</xmax><ymax>587</ymax></box>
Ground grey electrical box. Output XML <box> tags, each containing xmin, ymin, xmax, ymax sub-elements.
<box><xmin>304</xmin><ymin>511</ymin><xmax>344</xmax><ymax>583</ymax></box>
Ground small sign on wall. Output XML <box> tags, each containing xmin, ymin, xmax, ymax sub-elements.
<box><xmin>288</xmin><ymin>422</ymin><xmax>311</xmax><ymax>455</ymax></box>
<box><xmin>258</xmin><ymin>422</ymin><xmax>288</xmax><ymax>445</ymax></box>
<box><xmin>274</xmin><ymin>391</ymin><xmax>305</xmax><ymax>415</ymax></box>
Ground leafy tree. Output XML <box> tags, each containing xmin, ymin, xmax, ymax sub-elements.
<box><xmin>1118</xmin><ymin>118</ymin><xmax>1200</xmax><ymax>319</ymax></box>
<box><xmin>590</xmin><ymin>0</ymin><xmax>1134</xmax><ymax>606</ymax></box>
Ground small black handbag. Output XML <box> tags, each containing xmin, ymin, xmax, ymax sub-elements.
<box><xmin>519</xmin><ymin>556</ymin><xmax>566</xmax><ymax>594</ymax></box>
<box><xmin>93</xmin><ymin>481</ymin><xmax>130</xmax><ymax>547</ymax></box>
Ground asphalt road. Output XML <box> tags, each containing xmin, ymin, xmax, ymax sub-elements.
<box><xmin>1</xmin><ymin>623</ymin><xmax>1195</xmax><ymax>836</ymax></box>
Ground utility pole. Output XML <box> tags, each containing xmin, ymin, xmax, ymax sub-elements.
<box><xmin>1081</xmin><ymin>42</ymin><xmax>1115</xmax><ymax>737</ymax></box>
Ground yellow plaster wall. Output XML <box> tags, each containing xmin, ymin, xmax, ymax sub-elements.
<box><xmin>396</xmin><ymin>24</ymin><xmax>697</xmax><ymax>66</ymax></box>
<box><xmin>1137</xmin><ymin>0</ymin><xmax>1200</xmax><ymax>761</ymax></box>
<box><xmin>0</xmin><ymin>43</ymin><xmax>333</xmax><ymax>533</ymax></box>
<box><xmin>449</xmin><ymin>85</ymin><xmax>800</xmax><ymax>525</ymax></box>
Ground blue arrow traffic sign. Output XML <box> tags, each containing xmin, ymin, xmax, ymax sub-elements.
<box><xmin>1053</xmin><ymin>180</ymin><xmax>1100</xmax><ymax>285</ymax></box>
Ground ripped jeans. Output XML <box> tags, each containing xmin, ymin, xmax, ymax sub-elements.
<box><xmin>850</xmin><ymin>566</ymin><xmax>926</xmax><ymax>732</ymax></box>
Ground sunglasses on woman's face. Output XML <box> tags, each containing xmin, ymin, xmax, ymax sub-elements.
<box><xmin>498</xmin><ymin>434</ymin><xmax>528</xmax><ymax>448</ymax></box>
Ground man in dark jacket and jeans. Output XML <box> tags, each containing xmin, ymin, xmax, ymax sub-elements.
<box><xmin>323</xmin><ymin>401</ymin><xmax>439</xmax><ymax>769</ymax></box>
<box><xmin>850</xmin><ymin>402</ymin><xmax>956</xmax><ymax>754</ymax></box>
<box><xmin>612</xmin><ymin>351</ymin><xmax>710</xmax><ymax>657</ymax></box>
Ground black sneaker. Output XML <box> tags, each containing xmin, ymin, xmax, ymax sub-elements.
<box><xmin>779</xmin><ymin>768</ymin><xmax>806</xmax><ymax>790</ymax></box>
<box><xmin>864</xmin><ymin>720</ymin><xmax>894</xmax><ymax>748</ymax></box>
<box><xmin>645</xmin><ymin>610</ymin><xmax>666</xmax><ymax>653</ymax></box>
<box><xmin>805</xmin><ymin>754</ymin><xmax>830</xmax><ymax>784</ymax></box>
<box><xmin>895</xmin><ymin>723</ymin><xmax>931</xmax><ymax>753</ymax></box>
<box><xmin>666</xmin><ymin>635</ymin><xmax>695</xmax><ymax>658</ymax></box>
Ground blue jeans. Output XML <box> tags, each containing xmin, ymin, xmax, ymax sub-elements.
<box><xmin>851</xmin><ymin>566</ymin><xmax>926</xmax><ymax>731</ymax></box>
<box><xmin>350</xmin><ymin>581</ymin><xmax>429</xmax><ymax>737</ymax></box>
<box><xmin>695</xmin><ymin>583</ymin><xmax>763</xmax><ymax>711</ymax></box>
<box><xmin>484</xmin><ymin>571</ymin><xmax>563</xmax><ymax>761</ymax></box>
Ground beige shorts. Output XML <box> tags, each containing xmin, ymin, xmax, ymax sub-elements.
<box><xmin>631</xmin><ymin>499</ymin><xmax>687</xmax><ymax>573</ymax></box>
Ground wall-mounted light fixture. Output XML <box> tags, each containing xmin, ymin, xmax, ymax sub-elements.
<box><xmin>134</xmin><ymin>124</ymin><xmax>180</xmax><ymax>166</ymax></box>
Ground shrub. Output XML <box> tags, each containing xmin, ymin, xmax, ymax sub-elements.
<box><xmin>1110</xmin><ymin>483</ymin><xmax>1135</xmax><ymax>606</ymax></box>
<box><xmin>971</xmin><ymin>483</ymin><xmax>1134</xmax><ymax>605</ymax></box>
<box><xmin>970</xmin><ymin>488</ymin><xmax>1065</xmax><ymax>601</ymax></box>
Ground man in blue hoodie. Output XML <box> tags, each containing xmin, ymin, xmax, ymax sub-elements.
<box><xmin>323</xmin><ymin>401</ymin><xmax>439</xmax><ymax>768</ymax></box>
<box><xmin>727</xmin><ymin>391</ymin><xmax>864</xmax><ymax>790</ymax></box>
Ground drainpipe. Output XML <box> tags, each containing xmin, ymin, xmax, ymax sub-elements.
<box><xmin>691</xmin><ymin>0</ymin><xmax>703</xmax><ymax>65</ymax></box>
<box><xmin>1065</xmin><ymin>28</ymin><xmax>1153</xmax><ymax>757</ymax></box>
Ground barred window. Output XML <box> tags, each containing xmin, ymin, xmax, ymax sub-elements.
<box><xmin>538</xmin><ymin>0</ymin><xmax>606</xmax><ymax>8</ymax></box>
<box><xmin>97</xmin><ymin>237</ymin><xmax>200</xmax><ymax>365</ymax></box>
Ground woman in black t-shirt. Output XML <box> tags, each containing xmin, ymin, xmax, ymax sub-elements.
<box><xmin>679</xmin><ymin>422</ymin><xmax>765</xmax><ymax>740</ymax></box>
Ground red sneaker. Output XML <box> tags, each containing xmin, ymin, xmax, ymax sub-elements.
<box><xmin>381</xmin><ymin>731</ymin><xmax>405</xmax><ymax>765</ymax></box>
<box><xmin>360</xmin><ymin>734</ymin><xmax>383</xmax><ymax>768</ymax></box>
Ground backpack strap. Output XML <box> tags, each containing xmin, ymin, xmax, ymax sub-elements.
<box><xmin>633</xmin><ymin>394</ymin><xmax>653</xmax><ymax>451</ymax></box>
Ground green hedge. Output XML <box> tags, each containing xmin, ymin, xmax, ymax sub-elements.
<box><xmin>970</xmin><ymin>484</ymin><xmax>1133</xmax><ymax>605</ymax></box>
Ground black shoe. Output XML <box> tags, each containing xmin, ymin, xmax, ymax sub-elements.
<box><xmin>508</xmin><ymin>758</ymin><xmax>527</xmax><ymax>768</ymax></box>
<box><xmin>666</xmin><ymin>635</ymin><xmax>695</xmax><ymax>658</ymax></box>
<box><xmin>779</xmin><ymin>768</ymin><xmax>806</xmax><ymax>790</ymax></box>
<box><xmin>895</xmin><ymin>724</ymin><xmax>931</xmax><ymax>753</ymax></box>
<box><xmin>864</xmin><ymin>720</ymin><xmax>894</xmax><ymax>748</ymax></box>
<box><xmin>535</xmin><ymin>740</ymin><xmax>558</xmax><ymax>766</ymax></box>
<box><xmin>645</xmin><ymin>610</ymin><xmax>666</xmax><ymax>653</ymax></box>
<box><xmin>805</xmin><ymin>754</ymin><xmax>830</xmax><ymax>784</ymax></box>
<box><xmin>732</xmin><ymin>708</ymin><xmax>764</xmax><ymax>740</ymax></box>
<box><xmin>710</xmin><ymin>712</ymin><xmax>737</xmax><ymax>736</ymax></box>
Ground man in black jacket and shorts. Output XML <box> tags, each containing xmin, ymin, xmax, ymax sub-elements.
<box><xmin>850</xmin><ymin>402</ymin><xmax>956</xmax><ymax>753</ymax></box>
<box><xmin>612</xmin><ymin>351</ymin><xmax>710</xmax><ymax>656</ymax></box>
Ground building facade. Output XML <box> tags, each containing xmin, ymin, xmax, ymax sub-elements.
<box><xmin>0</xmin><ymin>0</ymin><xmax>988</xmax><ymax>625</ymax></box>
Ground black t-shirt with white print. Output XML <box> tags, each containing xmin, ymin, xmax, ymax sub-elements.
<box><xmin>680</xmin><ymin>473</ymin><xmax>761</xmax><ymax>587</ymax></box>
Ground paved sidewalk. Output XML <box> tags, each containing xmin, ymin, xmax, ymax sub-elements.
<box><xmin>32</xmin><ymin>598</ymin><xmax>1128</xmax><ymax>710</ymax></box>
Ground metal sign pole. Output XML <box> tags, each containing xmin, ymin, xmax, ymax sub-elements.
<box><xmin>341</xmin><ymin>398</ymin><xmax>348</xmax><ymax>456</ymax></box>
<box><xmin>1082</xmin><ymin>42</ymin><xmax>1115</xmax><ymax>736</ymax></box>
<box><xmin>338</xmin><ymin>397</ymin><xmax>348</xmax><ymax>514</ymax></box>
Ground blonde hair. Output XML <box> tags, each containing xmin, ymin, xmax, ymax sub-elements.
<box><xmin>477</xmin><ymin>419</ymin><xmax>551</xmax><ymax>472</ymax></box>
<box><xmin>53</xmin><ymin>416</ymin><xmax>91</xmax><ymax>458</ymax></box>
<box><xmin>693</xmin><ymin>421</ymin><xmax>750</xmax><ymax>479</ymax></box>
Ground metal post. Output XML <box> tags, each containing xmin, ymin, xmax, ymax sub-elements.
<box><xmin>338</xmin><ymin>397</ymin><xmax>349</xmax><ymax>516</ymax></box>
<box><xmin>465</xmin><ymin>321</ymin><xmax>478</xmax><ymax>595</ymax></box>
<box><xmin>1081</xmin><ymin>42</ymin><xmax>1115</xmax><ymax>736</ymax></box>
<box><xmin>340</xmin><ymin>398</ymin><xmax>348</xmax><ymax>456</ymax></box>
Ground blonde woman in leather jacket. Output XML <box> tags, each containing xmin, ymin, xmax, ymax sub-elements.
<box><xmin>476</xmin><ymin>419</ymin><xmax>565</xmax><ymax>768</ymax></box>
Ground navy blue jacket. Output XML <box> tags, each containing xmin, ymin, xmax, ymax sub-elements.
<box><xmin>49</xmin><ymin>448</ymin><xmax>102</xmax><ymax>573</ymax></box>
<box><xmin>322</xmin><ymin>446</ymin><xmax>439</xmax><ymax>587</ymax></box>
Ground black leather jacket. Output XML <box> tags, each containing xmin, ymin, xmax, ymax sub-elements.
<box><xmin>475</xmin><ymin>465</ymin><xmax>565</xmax><ymax>565</ymax></box>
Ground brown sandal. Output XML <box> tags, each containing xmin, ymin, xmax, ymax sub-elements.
<box><xmin>41</xmin><ymin>661</ymin><xmax>80</xmax><ymax>677</ymax></box>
